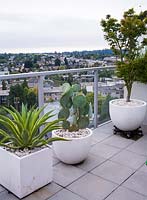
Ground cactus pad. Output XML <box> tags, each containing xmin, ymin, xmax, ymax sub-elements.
<box><xmin>58</xmin><ymin>108</ymin><xmax>69</xmax><ymax>119</ymax></box>
<box><xmin>58</xmin><ymin>83</ymin><xmax>91</xmax><ymax>131</ymax></box>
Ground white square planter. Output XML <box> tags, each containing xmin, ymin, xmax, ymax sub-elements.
<box><xmin>0</xmin><ymin>147</ymin><xmax>52</xmax><ymax>198</ymax></box>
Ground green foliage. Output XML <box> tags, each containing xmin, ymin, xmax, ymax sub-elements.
<box><xmin>24</xmin><ymin>60</ymin><xmax>33</xmax><ymax>68</ymax></box>
<box><xmin>86</xmin><ymin>92</ymin><xmax>106</xmax><ymax>114</ymax></box>
<box><xmin>134</xmin><ymin>51</ymin><xmax>147</xmax><ymax>83</ymax></box>
<box><xmin>101</xmin><ymin>8</ymin><xmax>147</xmax><ymax>102</ymax></box>
<box><xmin>0</xmin><ymin>104</ymin><xmax>66</xmax><ymax>150</ymax></box>
<box><xmin>58</xmin><ymin>83</ymin><xmax>92</xmax><ymax>131</ymax></box>
<box><xmin>99</xmin><ymin>69</ymin><xmax>114</xmax><ymax>79</ymax></box>
<box><xmin>55</xmin><ymin>58</ymin><xmax>61</xmax><ymax>66</ymax></box>
<box><xmin>2</xmin><ymin>80</ymin><xmax>7</xmax><ymax>90</ymax></box>
<box><xmin>9</xmin><ymin>80</ymin><xmax>37</xmax><ymax>110</ymax></box>
<box><xmin>99</xmin><ymin>94</ymin><xmax>115</xmax><ymax>122</ymax></box>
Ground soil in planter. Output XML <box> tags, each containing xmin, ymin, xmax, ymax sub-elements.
<box><xmin>54</xmin><ymin>129</ymin><xmax>90</xmax><ymax>139</ymax></box>
<box><xmin>4</xmin><ymin>146</ymin><xmax>47</xmax><ymax>157</ymax></box>
<box><xmin>112</xmin><ymin>99</ymin><xmax>145</xmax><ymax>107</ymax></box>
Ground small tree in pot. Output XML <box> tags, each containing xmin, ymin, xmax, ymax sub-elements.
<box><xmin>52</xmin><ymin>83</ymin><xmax>93</xmax><ymax>164</ymax></box>
<box><xmin>101</xmin><ymin>8</ymin><xmax>147</xmax><ymax>131</ymax></box>
<box><xmin>101</xmin><ymin>8</ymin><xmax>147</xmax><ymax>102</ymax></box>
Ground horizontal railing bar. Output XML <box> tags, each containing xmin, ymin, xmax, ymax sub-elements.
<box><xmin>0</xmin><ymin>66</ymin><xmax>115</xmax><ymax>80</ymax></box>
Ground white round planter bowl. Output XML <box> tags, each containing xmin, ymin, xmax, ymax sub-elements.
<box><xmin>52</xmin><ymin>128</ymin><xmax>93</xmax><ymax>164</ymax></box>
<box><xmin>109</xmin><ymin>99</ymin><xmax>147</xmax><ymax>131</ymax></box>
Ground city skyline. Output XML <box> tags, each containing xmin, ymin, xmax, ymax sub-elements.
<box><xmin>0</xmin><ymin>0</ymin><xmax>146</xmax><ymax>53</ymax></box>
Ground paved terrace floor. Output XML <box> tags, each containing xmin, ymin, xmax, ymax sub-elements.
<box><xmin>0</xmin><ymin>122</ymin><xmax>147</xmax><ymax>200</ymax></box>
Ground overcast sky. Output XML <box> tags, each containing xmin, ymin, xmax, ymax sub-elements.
<box><xmin>0</xmin><ymin>0</ymin><xmax>146</xmax><ymax>53</ymax></box>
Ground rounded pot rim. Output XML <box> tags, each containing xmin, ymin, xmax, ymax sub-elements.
<box><xmin>52</xmin><ymin>128</ymin><xmax>93</xmax><ymax>140</ymax></box>
<box><xmin>110</xmin><ymin>98</ymin><xmax>147</xmax><ymax>108</ymax></box>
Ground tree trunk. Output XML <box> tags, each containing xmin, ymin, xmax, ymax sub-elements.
<box><xmin>126</xmin><ymin>84</ymin><xmax>132</xmax><ymax>102</ymax></box>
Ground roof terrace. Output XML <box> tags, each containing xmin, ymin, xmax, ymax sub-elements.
<box><xmin>0</xmin><ymin>122</ymin><xmax>147</xmax><ymax>200</ymax></box>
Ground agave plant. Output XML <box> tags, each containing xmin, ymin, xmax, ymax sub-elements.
<box><xmin>58</xmin><ymin>83</ymin><xmax>92</xmax><ymax>131</ymax></box>
<box><xmin>0</xmin><ymin>104</ymin><xmax>66</xmax><ymax>150</ymax></box>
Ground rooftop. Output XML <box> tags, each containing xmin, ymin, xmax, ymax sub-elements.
<box><xmin>0</xmin><ymin>122</ymin><xmax>147</xmax><ymax>200</ymax></box>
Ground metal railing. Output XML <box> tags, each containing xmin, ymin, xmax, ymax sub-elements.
<box><xmin>0</xmin><ymin>66</ymin><xmax>115</xmax><ymax>128</ymax></box>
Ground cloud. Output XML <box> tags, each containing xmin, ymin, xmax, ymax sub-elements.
<box><xmin>0</xmin><ymin>0</ymin><xmax>146</xmax><ymax>52</ymax></box>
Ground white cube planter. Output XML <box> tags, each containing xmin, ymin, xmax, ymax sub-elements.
<box><xmin>52</xmin><ymin>128</ymin><xmax>93</xmax><ymax>164</ymax></box>
<box><xmin>0</xmin><ymin>147</ymin><xmax>52</xmax><ymax>199</ymax></box>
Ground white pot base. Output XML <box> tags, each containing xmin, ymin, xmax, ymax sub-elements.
<box><xmin>52</xmin><ymin>128</ymin><xmax>93</xmax><ymax>164</ymax></box>
<box><xmin>109</xmin><ymin>99</ymin><xmax>147</xmax><ymax>131</ymax></box>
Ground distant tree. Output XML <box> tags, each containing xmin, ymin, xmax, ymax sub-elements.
<box><xmin>67</xmin><ymin>74</ymin><xmax>73</xmax><ymax>85</ymax></box>
<box><xmin>9</xmin><ymin>83</ymin><xmax>37</xmax><ymax>111</ymax></box>
<box><xmin>33</xmin><ymin>56</ymin><xmax>38</xmax><ymax>63</ymax></box>
<box><xmin>99</xmin><ymin>94</ymin><xmax>114</xmax><ymax>122</ymax></box>
<box><xmin>26</xmin><ymin>89</ymin><xmax>37</xmax><ymax>107</ymax></box>
<box><xmin>55</xmin><ymin>58</ymin><xmax>61</xmax><ymax>66</ymax></box>
<box><xmin>21</xmin><ymin>79</ymin><xmax>29</xmax><ymax>89</ymax></box>
<box><xmin>99</xmin><ymin>69</ymin><xmax>114</xmax><ymax>78</ymax></box>
<box><xmin>24</xmin><ymin>60</ymin><xmax>33</xmax><ymax>68</ymax></box>
<box><xmin>2</xmin><ymin>80</ymin><xmax>7</xmax><ymax>90</ymax></box>
<box><xmin>64</xmin><ymin>57</ymin><xmax>69</xmax><ymax>67</ymax></box>
<box><xmin>33</xmin><ymin>63</ymin><xmax>39</xmax><ymax>69</ymax></box>
<box><xmin>9</xmin><ymin>84</ymin><xmax>25</xmax><ymax>111</ymax></box>
<box><xmin>59</xmin><ymin>65</ymin><xmax>65</xmax><ymax>70</ymax></box>
<box><xmin>86</xmin><ymin>92</ymin><xmax>106</xmax><ymax>114</ymax></box>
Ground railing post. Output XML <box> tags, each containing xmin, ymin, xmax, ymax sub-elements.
<box><xmin>38</xmin><ymin>76</ymin><xmax>44</xmax><ymax>114</ymax></box>
<box><xmin>94</xmin><ymin>70</ymin><xmax>98</xmax><ymax>128</ymax></box>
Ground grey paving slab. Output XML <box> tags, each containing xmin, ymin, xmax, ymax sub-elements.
<box><xmin>53</xmin><ymin>163</ymin><xmax>86</xmax><ymax>187</ymax></box>
<box><xmin>91</xmin><ymin>160</ymin><xmax>135</xmax><ymax>184</ymax></box>
<box><xmin>23</xmin><ymin>182</ymin><xmax>62</xmax><ymax>200</ymax></box>
<box><xmin>110</xmin><ymin>150</ymin><xmax>146</xmax><ymax>170</ymax></box>
<box><xmin>48</xmin><ymin>189</ymin><xmax>85</xmax><ymax>200</ymax></box>
<box><xmin>53</xmin><ymin>157</ymin><xmax>60</xmax><ymax>166</ymax></box>
<box><xmin>141</xmin><ymin>125</ymin><xmax>147</xmax><ymax>135</ymax></box>
<box><xmin>102</xmin><ymin>135</ymin><xmax>134</xmax><ymax>149</ymax></box>
<box><xmin>126</xmin><ymin>139</ymin><xmax>147</xmax><ymax>156</ymax></box>
<box><xmin>93</xmin><ymin>124</ymin><xmax>113</xmax><ymax>143</ymax></box>
<box><xmin>105</xmin><ymin>186</ymin><xmax>147</xmax><ymax>200</ymax></box>
<box><xmin>123</xmin><ymin>171</ymin><xmax>147</xmax><ymax>196</ymax></box>
<box><xmin>90</xmin><ymin>143</ymin><xmax>121</xmax><ymax>159</ymax></box>
<box><xmin>138</xmin><ymin>163</ymin><xmax>147</xmax><ymax>173</ymax></box>
<box><xmin>0</xmin><ymin>191</ymin><xmax>19</xmax><ymax>200</ymax></box>
<box><xmin>67</xmin><ymin>173</ymin><xmax>117</xmax><ymax>200</ymax></box>
<box><xmin>97</xmin><ymin>122</ymin><xmax>114</xmax><ymax>134</ymax></box>
<box><xmin>0</xmin><ymin>185</ymin><xmax>5</xmax><ymax>193</ymax></box>
<box><xmin>93</xmin><ymin>132</ymin><xmax>112</xmax><ymax>143</ymax></box>
<box><xmin>75</xmin><ymin>153</ymin><xmax>106</xmax><ymax>172</ymax></box>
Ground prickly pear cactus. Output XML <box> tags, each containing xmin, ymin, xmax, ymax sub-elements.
<box><xmin>58</xmin><ymin>83</ymin><xmax>92</xmax><ymax>131</ymax></box>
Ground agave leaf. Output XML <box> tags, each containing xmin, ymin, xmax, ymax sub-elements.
<box><xmin>9</xmin><ymin>136</ymin><xmax>24</xmax><ymax>147</ymax></box>
<box><xmin>33</xmin><ymin>119</ymin><xmax>61</xmax><ymax>141</ymax></box>
<box><xmin>21</xmin><ymin>104</ymin><xmax>27</xmax><ymax>124</ymax></box>
<box><xmin>4</xmin><ymin>106</ymin><xmax>23</xmax><ymax>126</ymax></box>
<box><xmin>47</xmin><ymin>137</ymin><xmax>68</xmax><ymax>143</ymax></box>
<box><xmin>0</xmin><ymin>129</ymin><xmax>10</xmax><ymax>137</ymax></box>
<box><xmin>0</xmin><ymin>115</ymin><xmax>22</xmax><ymax>142</ymax></box>
<box><xmin>0</xmin><ymin>136</ymin><xmax>10</xmax><ymax>144</ymax></box>
<box><xmin>34</xmin><ymin>123</ymin><xmax>60</xmax><ymax>142</ymax></box>
<box><xmin>28</xmin><ymin>107</ymin><xmax>52</xmax><ymax>134</ymax></box>
<box><xmin>22</xmin><ymin>130</ymin><xmax>29</xmax><ymax>146</ymax></box>
<box><xmin>29</xmin><ymin>111</ymin><xmax>55</xmax><ymax>140</ymax></box>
